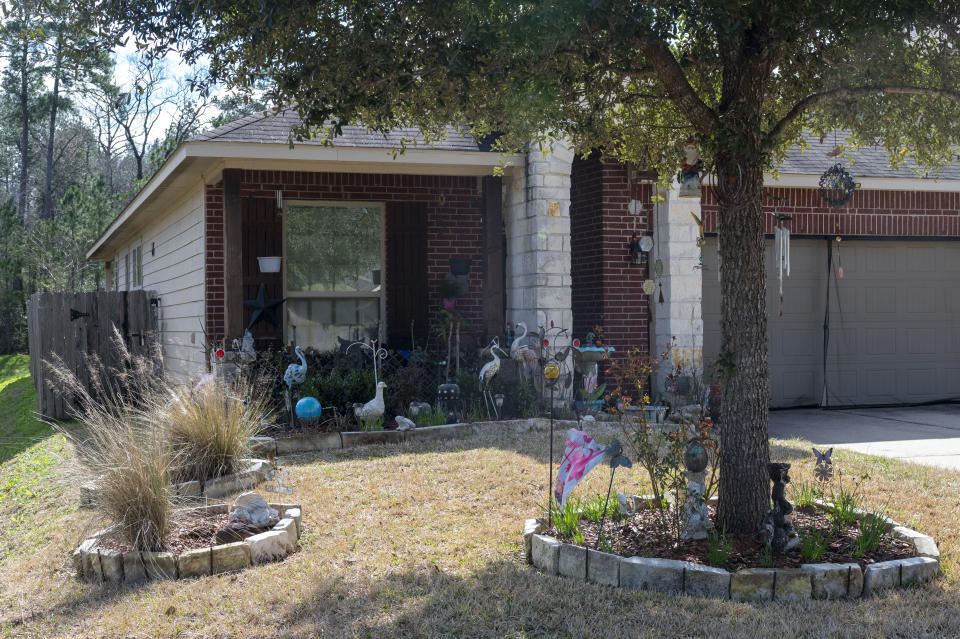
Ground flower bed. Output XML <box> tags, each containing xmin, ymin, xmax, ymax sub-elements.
<box><xmin>523</xmin><ymin>498</ymin><xmax>940</xmax><ymax>600</ymax></box>
<box><xmin>72</xmin><ymin>501</ymin><xmax>302</xmax><ymax>584</ymax></box>
<box><xmin>79</xmin><ymin>459</ymin><xmax>273</xmax><ymax>507</ymax></box>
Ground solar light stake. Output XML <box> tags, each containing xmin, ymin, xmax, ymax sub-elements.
<box><xmin>544</xmin><ymin>363</ymin><xmax>561</xmax><ymax>527</ymax></box>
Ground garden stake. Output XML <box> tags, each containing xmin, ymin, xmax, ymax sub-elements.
<box><xmin>543</xmin><ymin>363</ymin><xmax>561</xmax><ymax>527</ymax></box>
<box><xmin>597</xmin><ymin>440</ymin><xmax>632</xmax><ymax>551</ymax></box>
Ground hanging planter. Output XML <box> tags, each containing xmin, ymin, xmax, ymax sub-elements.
<box><xmin>257</xmin><ymin>256</ymin><xmax>282</xmax><ymax>273</ymax></box>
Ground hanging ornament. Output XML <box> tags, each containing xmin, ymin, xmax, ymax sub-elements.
<box><xmin>658</xmin><ymin>283</ymin><xmax>665</xmax><ymax>304</ymax></box>
<box><xmin>835</xmin><ymin>236</ymin><xmax>844</xmax><ymax>279</ymax></box>
<box><xmin>654</xmin><ymin>258</ymin><xmax>663</xmax><ymax>278</ymax></box>
<box><xmin>774</xmin><ymin>213</ymin><xmax>792</xmax><ymax>316</ymax></box>
<box><xmin>818</xmin><ymin>164</ymin><xmax>857</xmax><ymax>208</ymax></box>
<box><xmin>642</xmin><ymin>279</ymin><xmax>655</xmax><ymax>296</ymax></box>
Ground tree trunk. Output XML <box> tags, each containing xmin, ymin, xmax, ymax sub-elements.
<box><xmin>17</xmin><ymin>37</ymin><xmax>30</xmax><ymax>222</ymax></box>
<box><xmin>714</xmin><ymin>143</ymin><xmax>772</xmax><ymax>534</ymax></box>
<box><xmin>43</xmin><ymin>40</ymin><xmax>63</xmax><ymax>220</ymax></box>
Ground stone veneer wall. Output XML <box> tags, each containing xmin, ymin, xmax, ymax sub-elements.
<box><xmin>204</xmin><ymin>171</ymin><xmax>485</xmax><ymax>346</ymax></box>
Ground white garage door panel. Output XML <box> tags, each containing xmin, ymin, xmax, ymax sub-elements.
<box><xmin>703</xmin><ymin>238</ymin><xmax>960</xmax><ymax>407</ymax></box>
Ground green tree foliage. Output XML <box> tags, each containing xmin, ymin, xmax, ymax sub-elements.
<box><xmin>88</xmin><ymin>0</ymin><xmax>960</xmax><ymax>532</ymax></box>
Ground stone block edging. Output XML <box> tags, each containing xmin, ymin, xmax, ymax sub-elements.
<box><xmin>72</xmin><ymin>502</ymin><xmax>302</xmax><ymax>585</ymax></box>
<box><xmin>264</xmin><ymin>417</ymin><xmax>571</xmax><ymax>456</ymax></box>
<box><xmin>80</xmin><ymin>459</ymin><xmax>273</xmax><ymax>508</ymax></box>
<box><xmin>524</xmin><ymin>503</ymin><xmax>940</xmax><ymax>600</ymax></box>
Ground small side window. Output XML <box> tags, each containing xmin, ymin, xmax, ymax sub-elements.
<box><xmin>131</xmin><ymin>246</ymin><xmax>143</xmax><ymax>288</ymax></box>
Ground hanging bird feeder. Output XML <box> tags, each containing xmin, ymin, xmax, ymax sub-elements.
<box><xmin>818</xmin><ymin>163</ymin><xmax>857</xmax><ymax>208</ymax></box>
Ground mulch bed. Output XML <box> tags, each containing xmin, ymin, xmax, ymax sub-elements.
<box><xmin>549</xmin><ymin>505</ymin><xmax>915</xmax><ymax>571</ymax></box>
<box><xmin>96</xmin><ymin>513</ymin><xmax>231</xmax><ymax>556</ymax></box>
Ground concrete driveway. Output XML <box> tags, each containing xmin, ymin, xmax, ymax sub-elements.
<box><xmin>769</xmin><ymin>403</ymin><xmax>960</xmax><ymax>470</ymax></box>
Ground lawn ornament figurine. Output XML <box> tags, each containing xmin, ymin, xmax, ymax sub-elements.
<box><xmin>395</xmin><ymin>415</ymin><xmax>416</xmax><ymax>431</ymax></box>
<box><xmin>813</xmin><ymin>447</ymin><xmax>834</xmax><ymax>482</ymax></box>
<box><xmin>295</xmin><ymin>396</ymin><xmax>323</xmax><ymax>425</ymax></box>
<box><xmin>355</xmin><ymin>381</ymin><xmax>387</xmax><ymax>430</ymax></box>
<box><xmin>510</xmin><ymin>321</ymin><xmax>539</xmax><ymax>381</ymax></box>
<box><xmin>761</xmin><ymin>462</ymin><xmax>799</xmax><ymax>554</ymax></box>
<box><xmin>479</xmin><ymin>337</ymin><xmax>507</xmax><ymax>419</ymax></box>
<box><xmin>283</xmin><ymin>345</ymin><xmax>307</xmax><ymax>426</ymax></box>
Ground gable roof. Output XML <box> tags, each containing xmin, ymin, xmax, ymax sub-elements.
<box><xmin>777</xmin><ymin>132</ymin><xmax>960</xmax><ymax>180</ymax></box>
<box><xmin>190</xmin><ymin>108</ymin><xmax>488</xmax><ymax>151</ymax></box>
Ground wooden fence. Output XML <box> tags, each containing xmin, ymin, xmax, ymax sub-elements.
<box><xmin>27</xmin><ymin>290</ymin><xmax>159</xmax><ymax>419</ymax></box>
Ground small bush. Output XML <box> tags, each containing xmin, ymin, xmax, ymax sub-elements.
<box><xmin>829</xmin><ymin>487</ymin><xmax>863</xmax><ymax>531</ymax></box>
<box><xmin>792</xmin><ymin>480</ymin><xmax>822</xmax><ymax>508</ymax></box>
<box><xmin>706</xmin><ymin>527</ymin><xmax>731</xmax><ymax>567</ymax></box>
<box><xmin>800</xmin><ymin>526</ymin><xmax>828</xmax><ymax>561</ymax></box>
<box><xmin>162</xmin><ymin>379</ymin><xmax>268</xmax><ymax>483</ymax></box>
<box><xmin>414</xmin><ymin>406</ymin><xmax>447</xmax><ymax>427</ymax></box>
<box><xmin>580</xmin><ymin>493</ymin><xmax>622</xmax><ymax>523</ymax></box>
<box><xmin>854</xmin><ymin>509</ymin><xmax>891</xmax><ymax>557</ymax></box>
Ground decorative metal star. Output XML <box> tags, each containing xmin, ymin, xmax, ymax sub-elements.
<box><xmin>244</xmin><ymin>283</ymin><xmax>284</xmax><ymax>329</ymax></box>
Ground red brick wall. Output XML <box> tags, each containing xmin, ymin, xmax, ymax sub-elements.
<box><xmin>204</xmin><ymin>170</ymin><xmax>484</xmax><ymax>346</ymax></box>
<box><xmin>701</xmin><ymin>186</ymin><xmax>960</xmax><ymax>236</ymax></box>
<box><xmin>570</xmin><ymin>155</ymin><xmax>653</xmax><ymax>354</ymax></box>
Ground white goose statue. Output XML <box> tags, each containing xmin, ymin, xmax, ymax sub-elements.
<box><xmin>355</xmin><ymin>381</ymin><xmax>387</xmax><ymax>430</ymax></box>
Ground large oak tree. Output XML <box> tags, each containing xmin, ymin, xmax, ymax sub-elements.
<box><xmin>91</xmin><ymin>0</ymin><xmax>960</xmax><ymax>532</ymax></box>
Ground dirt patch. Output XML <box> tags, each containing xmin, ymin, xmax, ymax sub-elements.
<box><xmin>549</xmin><ymin>505</ymin><xmax>916</xmax><ymax>571</ymax></box>
<box><xmin>96</xmin><ymin>513</ymin><xmax>232</xmax><ymax>555</ymax></box>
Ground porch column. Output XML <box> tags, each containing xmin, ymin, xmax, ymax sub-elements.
<box><xmin>503</xmin><ymin>140</ymin><xmax>574</xmax><ymax>333</ymax></box>
<box><xmin>651</xmin><ymin>184</ymin><xmax>704</xmax><ymax>394</ymax></box>
<box><xmin>223</xmin><ymin>168</ymin><xmax>244</xmax><ymax>342</ymax></box>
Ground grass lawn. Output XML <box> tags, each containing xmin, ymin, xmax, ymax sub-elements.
<box><xmin>1</xmin><ymin>364</ymin><xmax>959</xmax><ymax>637</ymax></box>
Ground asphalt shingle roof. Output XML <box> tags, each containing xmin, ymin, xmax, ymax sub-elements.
<box><xmin>776</xmin><ymin>132</ymin><xmax>960</xmax><ymax>180</ymax></box>
<box><xmin>190</xmin><ymin>108</ymin><xmax>487</xmax><ymax>151</ymax></box>
<box><xmin>192</xmin><ymin>110</ymin><xmax>960</xmax><ymax>179</ymax></box>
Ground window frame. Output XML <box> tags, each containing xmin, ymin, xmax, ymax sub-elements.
<box><xmin>282</xmin><ymin>200</ymin><xmax>387</xmax><ymax>346</ymax></box>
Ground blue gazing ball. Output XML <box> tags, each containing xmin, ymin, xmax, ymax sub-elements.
<box><xmin>295</xmin><ymin>396</ymin><xmax>323</xmax><ymax>424</ymax></box>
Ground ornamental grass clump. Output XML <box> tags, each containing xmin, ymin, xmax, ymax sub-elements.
<box><xmin>48</xmin><ymin>329</ymin><xmax>175</xmax><ymax>551</ymax></box>
<box><xmin>161</xmin><ymin>378</ymin><xmax>269</xmax><ymax>483</ymax></box>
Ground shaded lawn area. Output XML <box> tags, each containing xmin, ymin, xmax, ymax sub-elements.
<box><xmin>0</xmin><ymin>354</ymin><xmax>52</xmax><ymax>464</ymax></box>
<box><xmin>1</xmin><ymin>415</ymin><xmax>959</xmax><ymax>637</ymax></box>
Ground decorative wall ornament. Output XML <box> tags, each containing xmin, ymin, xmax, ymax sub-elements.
<box><xmin>818</xmin><ymin>163</ymin><xmax>857</xmax><ymax>208</ymax></box>
<box><xmin>774</xmin><ymin>213</ymin><xmax>793</xmax><ymax>316</ymax></box>
<box><xmin>244</xmin><ymin>283</ymin><xmax>284</xmax><ymax>328</ymax></box>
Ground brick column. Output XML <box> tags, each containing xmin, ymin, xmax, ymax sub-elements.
<box><xmin>504</xmin><ymin>140</ymin><xmax>574</xmax><ymax>332</ymax></box>
<box><xmin>651</xmin><ymin>184</ymin><xmax>704</xmax><ymax>392</ymax></box>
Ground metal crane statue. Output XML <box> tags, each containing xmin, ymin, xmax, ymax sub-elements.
<box><xmin>283</xmin><ymin>345</ymin><xmax>307</xmax><ymax>426</ymax></box>
<box><xmin>510</xmin><ymin>321</ymin><xmax>539</xmax><ymax>382</ymax></box>
<box><xmin>479</xmin><ymin>337</ymin><xmax>507</xmax><ymax>419</ymax></box>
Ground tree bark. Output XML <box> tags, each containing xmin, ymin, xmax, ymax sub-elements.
<box><xmin>714</xmin><ymin>139</ymin><xmax>772</xmax><ymax>535</ymax></box>
<box><xmin>17</xmin><ymin>36</ymin><xmax>30</xmax><ymax>222</ymax></box>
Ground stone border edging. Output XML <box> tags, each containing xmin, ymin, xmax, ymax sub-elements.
<box><xmin>523</xmin><ymin>499</ymin><xmax>940</xmax><ymax>600</ymax></box>
<box><xmin>72</xmin><ymin>502</ymin><xmax>302</xmax><ymax>584</ymax></box>
<box><xmin>79</xmin><ymin>459</ymin><xmax>273</xmax><ymax>508</ymax></box>
<box><xmin>255</xmin><ymin>418</ymin><xmax>577</xmax><ymax>456</ymax></box>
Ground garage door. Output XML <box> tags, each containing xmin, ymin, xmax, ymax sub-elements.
<box><xmin>703</xmin><ymin>238</ymin><xmax>960</xmax><ymax>407</ymax></box>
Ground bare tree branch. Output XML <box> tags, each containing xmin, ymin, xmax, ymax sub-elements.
<box><xmin>765</xmin><ymin>85</ymin><xmax>960</xmax><ymax>147</ymax></box>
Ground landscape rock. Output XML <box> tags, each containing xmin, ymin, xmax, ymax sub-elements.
<box><xmin>141</xmin><ymin>551</ymin><xmax>176</xmax><ymax>580</ymax></box>
<box><xmin>531</xmin><ymin>534</ymin><xmax>560</xmax><ymax>575</ymax></box>
<box><xmin>246</xmin><ymin>530</ymin><xmax>294</xmax><ymax>564</ymax></box>
<box><xmin>558</xmin><ymin>544</ymin><xmax>586</xmax><ymax>579</ymax></box>
<box><xmin>523</xmin><ymin>519</ymin><xmax>542</xmax><ymax>563</ymax></box>
<box><xmin>212</xmin><ymin>541</ymin><xmax>251</xmax><ymax>574</ymax></box>
<box><xmin>801</xmin><ymin>563</ymin><xmax>861</xmax><ymax>599</ymax></box>
<box><xmin>900</xmin><ymin>556</ymin><xmax>939</xmax><ymax>586</ymax></box>
<box><xmin>284</xmin><ymin>507</ymin><xmax>302</xmax><ymax>538</ymax></box>
<box><xmin>683</xmin><ymin>563</ymin><xmax>730</xmax><ymax>598</ymax></box>
<box><xmin>586</xmin><ymin>549</ymin><xmax>620</xmax><ymax>586</ymax></box>
<box><xmin>774</xmin><ymin>569</ymin><xmax>812</xmax><ymax>601</ymax></box>
<box><xmin>175</xmin><ymin>480</ymin><xmax>201</xmax><ymax>498</ymax></box>
<box><xmin>123</xmin><ymin>552</ymin><xmax>146</xmax><ymax>583</ymax></box>
<box><xmin>730</xmin><ymin>568</ymin><xmax>775</xmax><ymax>602</ymax></box>
<box><xmin>177</xmin><ymin>548</ymin><xmax>212</xmax><ymax>578</ymax></box>
<box><xmin>274</xmin><ymin>518</ymin><xmax>298</xmax><ymax>547</ymax></box>
<box><xmin>81</xmin><ymin>546</ymin><xmax>101</xmax><ymax>582</ymax></box>
<box><xmin>249</xmin><ymin>436</ymin><xmax>277</xmax><ymax>457</ymax></box>
<box><xmin>619</xmin><ymin>557</ymin><xmax>684</xmax><ymax>594</ymax></box>
<box><xmin>229</xmin><ymin>492</ymin><xmax>279</xmax><ymax>527</ymax></box>
<box><xmin>215</xmin><ymin>521</ymin><xmax>269</xmax><ymax>544</ymax></box>
<box><xmin>99</xmin><ymin>549</ymin><xmax>123</xmax><ymax>584</ymax></box>
<box><xmin>863</xmin><ymin>560</ymin><xmax>901</xmax><ymax>595</ymax></box>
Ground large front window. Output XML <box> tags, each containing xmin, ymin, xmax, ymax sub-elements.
<box><xmin>284</xmin><ymin>202</ymin><xmax>383</xmax><ymax>349</ymax></box>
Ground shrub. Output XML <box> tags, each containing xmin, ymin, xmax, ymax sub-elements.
<box><xmin>854</xmin><ymin>509</ymin><xmax>891</xmax><ymax>557</ymax></box>
<box><xmin>162</xmin><ymin>378</ymin><xmax>268</xmax><ymax>483</ymax></box>
<box><xmin>552</xmin><ymin>499</ymin><xmax>582</xmax><ymax>540</ymax></box>
<box><xmin>414</xmin><ymin>406</ymin><xmax>447</xmax><ymax>427</ymax></box>
<box><xmin>49</xmin><ymin>329</ymin><xmax>174</xmax><ymax>551</ymax></box>
<box><xmin>792</xmin><ymin>480</ymin><xmax>822</xmax><ymax>508</ymax></box>
<box><xmin>580</xmin><ymin>493</ymin><xmax>622</xmax><ymax>523</ymax></box>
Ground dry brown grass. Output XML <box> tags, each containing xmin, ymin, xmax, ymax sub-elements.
<box><xmin>1</xmin><ymin>424</ymin><xmax>959</xmax><ymax>638</ymax></box>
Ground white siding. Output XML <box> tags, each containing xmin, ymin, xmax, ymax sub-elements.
<box><xmin>114</xmin><ymin>187</ymin><xmax>206</xmax><ymax>382</ymax></box>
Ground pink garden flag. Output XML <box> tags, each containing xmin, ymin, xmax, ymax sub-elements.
<box><xmin>555</xmin><ymin>429</ymin><xmax>608</xmax><ymax>506</ymax></box>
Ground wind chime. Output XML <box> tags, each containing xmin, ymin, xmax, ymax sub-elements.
<box><xmin>774</xmin><ymin>213</ymin><xmax>792</xmax><ymax>316</ymax></box>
